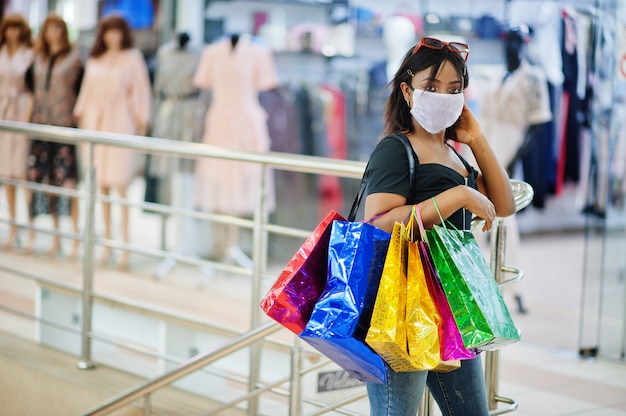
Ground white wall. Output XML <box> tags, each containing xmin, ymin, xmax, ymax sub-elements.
<box><xmin>74</xmin><ymin>0</ymin><xmax>97</xmax><ymax>31</ymax></box>
<box><xmin>175</xmin><ymin>0</ymin><xmax>204</xmax><ymax>48</ymax></box>
<box><xmin>5</xmin><ymin>0</ymin><xmax>48</xmax><ymax>31</ymax></box>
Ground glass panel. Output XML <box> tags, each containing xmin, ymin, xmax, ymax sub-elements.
<box><xmin>598</xmin><ymin>219</ymin><xmax>626</xmax><ymax>359</ymax></box>
<box><xmin>580</xmin><ymin>0</ymin><xmax>626</xmax><ymax>361</ymax></box>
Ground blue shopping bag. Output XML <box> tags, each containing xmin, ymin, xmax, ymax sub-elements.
<box><xmin>300</xmin><ymin>219</ymin><xmax>391</xmax><ymax>384</ymax></box>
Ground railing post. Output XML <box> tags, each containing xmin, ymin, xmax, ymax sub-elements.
<box><xmin>419</xmin><ymin>386</ymin><xmax>434</xmax><ymax>415</ymax></box>
<box><xmin>143</xmin><ymin>394</ymin><xmax>151</xmax><ymax>416</ymax></box>
<box><xmin>486</xmin><ymin>219</ymin><xmax>506</xmax><ymax>410</ymax></box>
<box><xmin>289</xmin><ymin>339</ymin><xmax>303</xmax><ymax>416</ymax></box>
<box><xmin>77</xmin><ymin>142</ymin><xmax>96</xmax><ymax>370</ymax></box>
<box><xmin>248</xmin><ymin>163</ymin><xmax>268</xmax><ymax>416</ymax></box>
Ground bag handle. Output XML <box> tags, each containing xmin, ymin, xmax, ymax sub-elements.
<box><xmin>412</xmin><ymin>204</ymin><xmax>427</xmax><ymax>243</ymax></box>
<box><xmin>348</xmin><ymin>133</ymin><xmax>416</xmax><ymax>222</ymax></box>
<box><xmin>431</xmin><ymin>197</ymin><xmax>463</xmax><ymax>232</ymax></box>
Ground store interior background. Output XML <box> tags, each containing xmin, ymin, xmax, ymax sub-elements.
<box><xmin>3</xmin><ymin>0</ymin><xmax>626</xmax><ymax>364</ymax></box>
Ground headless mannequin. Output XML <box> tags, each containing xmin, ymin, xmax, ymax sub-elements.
<box><xmin>503</xmin><ymin>27</ymin><xmax>543</xmax><ymax>176</ymax></box>
<box><xmin>498</xmin><ymin>27</ymin><xmax>543</xmax><ymax>314</ymax></box>
<box><xmin>382</xmin><ymin>16</ymin><xmax>416</xmax><ymax>82</ymax></box>
<box><xmin>152</xmin><ymin>31</ymin><xmax>213</xmax><ymax>278</ymax></box>
<box><xmin>219</xmin><ymin>32</ymin><xmax>253</xmax><ymax>267</ymax></box>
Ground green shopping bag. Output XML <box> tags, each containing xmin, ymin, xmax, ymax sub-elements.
<box><xmin>426</xmin><ymin>210</ymin><xmax>520</xmax><ymax>351</ymax></box>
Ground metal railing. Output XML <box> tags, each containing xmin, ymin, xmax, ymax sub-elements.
<box><xmin>0</xmin><ymin>120</ymin><xmax>531</xmax><ymax>415</ymax></box>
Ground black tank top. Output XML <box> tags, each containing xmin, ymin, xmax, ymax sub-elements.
<box><xmin>364</xmin><ymin>132</ymin><xmax>478</xmax><ymax>230</ymax></box>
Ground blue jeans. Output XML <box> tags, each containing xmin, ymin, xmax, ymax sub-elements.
<box><xmin>366</xmin><ymin>356</ymin><xmax>489</xmax><ymax>416</ymax></box>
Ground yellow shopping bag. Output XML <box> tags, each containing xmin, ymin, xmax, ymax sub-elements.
<box><xmin>366</xmin><ymin>211</ymin><xmax>459</xmax><ymax>373</ymax></box>
<box><xmin>365</xmin><ymin>221</ymin><xmax>417</xmax><ymax>372</ymax></box>
<box><xmin>406</xmin><ymin>207</ymin><xmax>460</xmax><ymax>372</ymax></box>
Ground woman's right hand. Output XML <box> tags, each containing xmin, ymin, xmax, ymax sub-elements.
<box><xmin>463</xmin><ymin>186</ymin><xmax>496</xmax><ymax>231</ymax></box>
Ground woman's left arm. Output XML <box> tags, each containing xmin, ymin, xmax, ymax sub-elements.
<box><xmin>455</xmin><ymin>104</ymin><xmax>516</xmax><ymax>217</ymax></box>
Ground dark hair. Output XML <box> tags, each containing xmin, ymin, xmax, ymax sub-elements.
<box><xmin>382</xmin><ymin>43</ymin><xmax>470</xmax><ymax>138</ymax></box>
<box><xmin>90</xmin><ymin>14</ymin><xmax>133</xmax><ymax>57</ymax></box>
<box><xmin>0</xmin><ymin>13</ymin><xmax>33</xmax><ymax>48</ymax></box>
<box><xmin>35</xmin><ymin>13</ymin><xmax>72</xmax><ymax>59</ymax></box>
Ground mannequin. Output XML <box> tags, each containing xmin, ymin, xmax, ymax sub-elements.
<box><xmin>0</xmin><ymin>14</ymin><xmax>34</xmax><ymax>249</ymax></box>
<box><xmin>479</xmin><ymin>26</ymin><xmax>552</xmax><ymax>313</ymax></box>
<box><xmin>26</xmin><ymin>13</ymin><xmax>83</xmax><ymax>257</ymax></box>
<box><xmin>149</xmin><ymin>31</ymin><xmax>203</xmax><ymax>205</ymax></box>
<box><xmin>480</xmin><ymin>27</ymin><xmax>552</xmax><ymax>176</ymax></box>
<box><xmin>74</xmin><ymin>15</ymin><xmax>151</xmax><ymax>269</ymax></box>
<box><xmin>148</xmin><ymin>31</ymin><xmax>205</xmax><ymax>273</ymax></box>
<box><xmin>192</xmin><ymin>34</ymin><xmax>278</xmax><ymax>262</ymax></box>
<box><xmin>501</xmin><ymin>27</ymin><xmax>548</xmax><ymax>175</ymax></box>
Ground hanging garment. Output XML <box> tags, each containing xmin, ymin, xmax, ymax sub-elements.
<box><xmin>556</xmin><ymin>10</ymin><xmax>583</xmax><ymax>193</ymax></box>
<box><xmin>192</xmin><ymin>38</ymin><xmax>278</xmax><ymax>216</ymax></box>
<box><xmin>521</xmin><ymin>82</ymin><xmax>560</xmax><ymax>208</ymax></box>
<box><xmin>317</xmin><ymin>85</ymin><xmax>347</xmax><ymax>219</ymax></box>
<box><xmin>259</xmin><ymin>85</ymin><xmax>300</xmax><ymax>154</ymax></box>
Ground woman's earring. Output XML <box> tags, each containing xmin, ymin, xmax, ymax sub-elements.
<box><xmin>406</xmin><ymin>99</ymin><xmax>411</xmax><ymax>108</ymax></box>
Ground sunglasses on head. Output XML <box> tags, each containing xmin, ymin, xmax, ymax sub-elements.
<box><xmin>411</xmin><ymin>37</ymin><xmax>470</xmax><ymax>62</ymax></box>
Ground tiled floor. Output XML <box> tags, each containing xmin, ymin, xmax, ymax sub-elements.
<box><xmin>1</xmin><ymin>178</ymin><xmax>626</xmax><ymax>415</ymax></box>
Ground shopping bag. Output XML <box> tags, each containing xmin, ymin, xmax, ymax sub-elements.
<box><xmin>414</xmin><ymin>207</ymin><xmax>478</xmax><ymax>361</ymax></box>
<box><xmin>365</xmin><ymin>221</ymin><xmax>415</xmax><ymax>372</ymax></box>
<box><xmin>260</xmin><ymin>210</ymin><xmax>346</xmax><ymax>335</ymax></box>
<box><xmin>405</xmin><ymin>209</ymin><xmax>460</xmax><ymax>372</ymax></box>
<box><xmin>300</xmin><ymin>219</ymin><xmax>391</xmax><ymax>384</ymax></box>
<box><xmin>426</xmin><ymin>204</ymin><xmax>520</xmax><ymax>350</ymax></box>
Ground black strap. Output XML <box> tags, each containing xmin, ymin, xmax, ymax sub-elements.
<box><xmin>446</xmin><ymin>142</ymin><xmax>473</xmax><ymax>174</ymax></box>
<box><xmin>348</xmin><ymin>132</ymin><xmax>415</xmax><ymax>221</ymax></box>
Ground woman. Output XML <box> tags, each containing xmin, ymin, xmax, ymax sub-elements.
<box><xmin>26</xmin><ymin>13</ymin><xmax>83</xmax><ymax>257</ymax></box>
<box><xmin>0</xmin><ymin>13</ymin><xmax>34</xmax><ymax>249</ymax></box>
<box><xmin>74</xmin><ymin>14</ymin><xmax>151</xmax><ymax>269</ymax></box>
<box><xmin>363</xmin><ymin>38</ymin><xmax>515</xmax><ymax>415</ymax></box>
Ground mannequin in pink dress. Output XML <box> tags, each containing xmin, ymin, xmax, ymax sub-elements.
<box><xmin>192</xmin><ymin>34</ymin><xmax>278</xmax><ymax>261</ymax></box>
<box><xmin>0</xmin><ymin>14</ymin><xmax>34</xmax><ymax>249</ymax></box>
<box><xmin>74</xmin><ymin>15</ymin><xmax>151</xmax><ymax>269</ymax></box>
